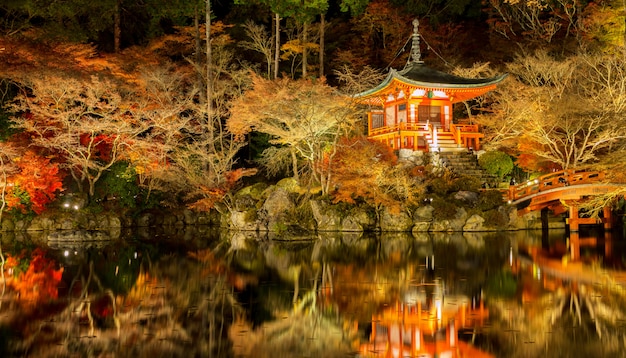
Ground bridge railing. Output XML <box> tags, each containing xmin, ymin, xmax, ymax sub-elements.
<box><xmin>507</xmin><ymin>169</ymin><xmax>605</xmax><ymax>202</ymax></box>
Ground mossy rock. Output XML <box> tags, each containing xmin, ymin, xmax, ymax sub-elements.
<box><xmin>276</xmin><ymin>177</ymin><xmax>301</xmax><ymax>193</ymax></box>
<box><xmin>235</xmin><ymin>182</ymin><xmax>269</xmax><ymax>201</ymax></box>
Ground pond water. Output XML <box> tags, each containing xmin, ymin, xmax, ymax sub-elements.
<box><xmin>1</xmin><ymin>227</ymin><xmax>626</xmax><ymax>357</ymax></box>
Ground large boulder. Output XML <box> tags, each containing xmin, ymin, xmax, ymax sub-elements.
<box><xmin>430</xmin><ymin>208</ymin><xmax>467</xmax><ymax>232</ymax></box>
<box><xmin>412</xmin><ymin>205</ymin><xmax>434</xmax><ymax>233</ymax></box>
<box><xmin>136</xmin><ymin>212</ymin><xmax>154</xmax><ymax>227</ymax></box>
<box><xmin>379</xmin><ymin>207</ymin><xmax>413</xmax><ymax>232</ymax></box>
<box><xmin>412</xmin><ymin>222</ymin><xmax>431</xmax><ymax>233</ymax></box>
<box><xmin>413</xmin><ymin>205</ymin><xmax>434</xmax><ymax>222</ymax></box>
<box><xmin>235</xmin><ymin>182</ymin><xmax>269</xmax><ymax>201</ymax></box>
<box><xmin>27</xmin><ymin>216</ymin><xmax>56</xmax><ymax>231</ymax></box>
<box><xmin>258</xmin><ymin>187</ymin><xmax>295</xmax><ymax>232</ymax></box>
<box><xmin>310</xmin><ymin>200</ymin><xmax>342</xmax><ymax>231</ymax></box>
<box><xmin>230</xmin><ymin>210</ymin><xmax>260</xmax><ymax>231</ymax></box>
<box><xmin>1</xmin><ymin>217</ymin><xmax>15</xmax><ymax>232</ymax></box>
<box><xmin>463</xmin><ymin>214</ymin><xmax>485</xmax><ymax>232</ymax></box>
<box><xmin>341</xmin><ymin>206</ymin><xmax>375</xmax><ymax>232</ymax></box>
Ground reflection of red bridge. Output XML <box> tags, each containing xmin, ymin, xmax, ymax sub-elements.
<box><xmin>506</xmin><ymin>170</ymin><xmax>626</xmax><ymax>231</ymax></box>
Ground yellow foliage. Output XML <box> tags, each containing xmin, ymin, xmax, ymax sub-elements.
<box><xmin>125</xmin><ymin>271</ymin><xmax>158</xmax><ymax>305</ymax></box>
<box><xmin>280</xmin><ymin>39</ymin><xmax>320</xmax><ymax>60</ymax></box>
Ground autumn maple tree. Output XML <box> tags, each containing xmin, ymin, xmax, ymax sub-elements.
<box><xmin>4</xmin><ymin>151</ymin><xmax>64</xmax><ymax>214</ymax></box>
<box><xmin>10</xmin><ymin>75</ymin><xmax>149</xmax><ymax>198</ymax></box>
<box><xmin>228</xmin><ymin>74</ymin><xmax>361</xmax><ymax>194</ymax></box>
<box><xmin>330</xmin><ymin>136</ymin><xmax>422</xmax><ymax>212</ymax></box>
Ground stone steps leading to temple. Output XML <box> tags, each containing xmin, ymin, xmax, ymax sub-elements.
<box><xmin>438</xmin><ymin>151</ymin><xmax>499</xmax><ymax>186</ymax></box>
<box><xmin>425</xmin><ymin>131</ymin><xmax>465</xmax><ymax>152</ymax></box>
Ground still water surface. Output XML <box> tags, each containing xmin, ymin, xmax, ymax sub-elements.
<box><xmin>1</xmin><ymin>227</ymin><xmax>626</xmax><ymax>357</ymax></box>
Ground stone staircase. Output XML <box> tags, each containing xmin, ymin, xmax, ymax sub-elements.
<box><xmin>438</xmin><ymin>151</ymin><xmax>499</xmax><ymax>187</ymax></box>
<box><xmin>425</xmin><ymin>128</ymin><xmax>465</xmax><ymax>153</ymax></box>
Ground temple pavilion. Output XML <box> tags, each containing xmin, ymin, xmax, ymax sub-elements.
<box><xmin>355</xmin><ymin>19</ymin><xmax>507</xmax><ymax>153</ymax></box>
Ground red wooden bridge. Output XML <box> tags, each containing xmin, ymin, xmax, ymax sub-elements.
<box><xmin>505</xmin><ymin>169</ymin><xmax>626</xmax><ymax>231</ymax></box>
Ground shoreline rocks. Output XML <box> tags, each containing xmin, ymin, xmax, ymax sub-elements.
<box><xmin>0</xmin><ymin>185</ymin><xmax>566</xmax><ymax>237</ymax></box>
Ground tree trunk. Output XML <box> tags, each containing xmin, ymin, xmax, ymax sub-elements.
<box><xmin>206</xmin><ymin>0</ymin><xmax>214</xmax><ymax>144</ymax></box>
<box><xmin>195</xmin><ymin>5</ymin><xmax>206</xmax><ymax>102</ymax></box>
<box><xmin>319</xmin><ymin>14</ymin><xmax>325</xmax><ymax>78</ymax></box>
<box><xmin>623</xmin><ymin>0</ymin><xmax>626</xmax><ymax>60</ymax></box>
<box><xmin>0</xmin><ymin>157</ymin><xmax>7</xmax><ymax>223</ymax></box>
<box><xmin>291</xmin><ymin>148</ymin><xmax>299</xmax><ymax>183</ymax></box>
<box><xmin>274</xmin><ymin>13</ymin><xmax>280</xmax><ymax>79</ymax></box>
<box><xmin>302</xmin><ymin>21</ymin><xmax>308</xmax><ymax>78</ymax></box>
<box><xmin>113</xmin><ymin>0</ymin><xmax>121</xmax><ymax>53</ymax></box>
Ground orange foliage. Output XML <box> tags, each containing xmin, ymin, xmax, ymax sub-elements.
<box><xmin>4</xmin><ymin>248</ymin><xmax>64</xmax><ymax>308</ymax></box>
<box><xmin>188</xmin><ymin>248</ymin><xmax>228</xmax><ymax>276</ymax></box>
<box><xmin>124</xmin><ymin>271</ymin><xmax>159</xmax><ymax>306</ymax></box>
<box><xmin>224</xmin><ymin>168</ymin><xmax>258</xmax><ymax>187</ymax></box>
<box><xmin>187</xmin><ymin>168</ymin><xmax>257</xmax><ymax>211</ymax></box>
<box><xmin>79</xmin><ymin>133</ymin><xmax>116</xmax><ymax>161</ymax></box>
<box><xmin>6</xmin><ymin>151</ymin><xmax>64</xmax><ymax>214</ymax></box>
<box><xmin>331</xmin><ymin>136</ymin><xmax>417</xmax><ymax>209</ymax></box>
<box><xmin>515</xmin><ymin>138</ymin><xmax>560</xmax><ymax>172</ymax></box>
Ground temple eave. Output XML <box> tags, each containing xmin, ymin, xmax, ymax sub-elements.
<box><xmin>356</xmin><ymin>81</ymin><xmax>498</xmax><ymax>105</ymax></box>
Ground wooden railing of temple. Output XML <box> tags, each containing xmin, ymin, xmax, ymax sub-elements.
<box><xmin>367</xmin><ymin>122</ymin><xmax>485</xmax><ymax>151</ymax></box>
<box><xmin>449</xmin><ymin>123</ymin><xmax>483</xmax><ymax>150</ymax></box>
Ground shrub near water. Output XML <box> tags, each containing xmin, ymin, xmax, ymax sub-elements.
<box><xmin>478</xmin><ymin>151</ymin><xmax>514</xmax><ymax>179</ymax></box>
<box><xmin>95</xmin><ymin>162</ymin><xmax>167</xmax><ymax>213</ymax></box>
<box><xmin>95</xmin><ymin>161</ymin><xmax>140</xmax><ymax>209</ymax></box>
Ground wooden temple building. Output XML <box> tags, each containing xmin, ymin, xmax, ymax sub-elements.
<box><xmin>355</xmin><ymin>19</ymin><xmax>507</xmax><ymax>153</ymax></box>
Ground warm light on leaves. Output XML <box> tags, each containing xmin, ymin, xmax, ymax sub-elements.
<box><xmin>3</xmin><ymin>248</ymin><xmax>64</xmax><ymax>308</ymax></box>
<box><xmin>5</xmin><ymin>150</ymin><xmax>64</xmax><ymax>214</ymax></box>
<box><xmin>330</xmin><ymin>136</ymin><xmax>421</xmax><ymax>211</ymax></box>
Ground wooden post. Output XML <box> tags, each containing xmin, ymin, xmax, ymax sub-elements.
<box><xmin>605</xmin><ymin>231</ymin><xmax>613</xmax><ymax>259</ymax></box>
<box><xmin>603</xmin><ymin>206</ymin><xmax>613</xmax><ymax>230</ymax></box>
<box><xmin>449</xmin><ymin>319</ymin><xmax>456</xmax><ymax>347</ymax></box>
<box><xmin>568</xmin><ymin>205</ymin><xmax>579</xmax><ymax>232</ymax></box>
<box><xmin>417</xmin><ymin>300</ymin><xmax>422</xmax><ymax>333</ymax></box>
<box><xmin>569</xmin><ymin>231</ymin><xmax>580</xmax><ymax>261</ymax></box>
<box><xmin>541</xmin><ymin>208</ymin><xmax>550</xmax><ymax>232</ymax></box>
<box><xmin>460</xmin><ymin>302</ymin><xmax>466</xmax><ymax>327</ymax></box>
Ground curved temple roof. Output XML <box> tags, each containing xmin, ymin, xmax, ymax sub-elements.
<box><xmin>355</xmin><ymin>62</ymin><xmax>507</xmax><ymax>104</ymax></box>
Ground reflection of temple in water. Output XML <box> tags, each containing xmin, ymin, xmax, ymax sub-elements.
<box><xmin>359</xmin><ymin>279</ymin><xmax>492</xmax><ymax>357</ymax></box>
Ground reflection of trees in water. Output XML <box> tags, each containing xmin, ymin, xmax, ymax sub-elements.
<box><xmin>228</xmin><ymin>289</ymin><xmax>359</xmax><ymax>358</ymax></box>
<box><xmin>488</xmin><ymin>272</ymin><xmax>626</xmax><ymax>357</ymax></box>
<box><xmin>0</xmin><ymin>246</ymin><xmax>241</xmax><ymax>357</ymax></box>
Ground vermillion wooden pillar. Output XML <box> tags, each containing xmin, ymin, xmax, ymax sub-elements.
<box><xmin>568</xmin><ymin>205</ymin><xmax>579</xmax><ymax>232</ymax></box>
<box><xmin>370</xmin><ymin>317</ymin><xmax>376</xmax><ymax>343</ymax></box>
<box><xmin>603</xmin><ymin>206</ymin><xmax>613</xmax><ymax>230</ymax></box>
<box><xmin>605</xmin><ymin>231</ymin><xmax>613</xmax><ymax>259</ymax></box>
<box><xmin>446</xmin><ymin>319</ymin><xmax>456</xmax><ymax>348</ymax></box>
<box><xmin>569</xmin><ymin>231</ymin><xmax>580</xmax><ymax>261</ymax></box>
